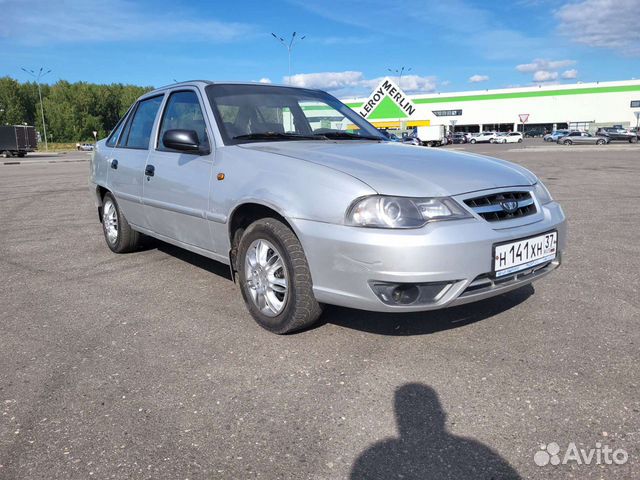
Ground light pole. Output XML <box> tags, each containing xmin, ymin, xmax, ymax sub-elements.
<box><xmin>387</xmin><ymin>66</ymin><xmax>411</xmax><ymax>89</ymax></box>
<box><xmin>271</xmin><ymin>32</ymin><xmax>306</xmax><ymax>83</ymax></box>
<box><xmin>21</xmin><ymin>67</ymin><xmax>51</xmax><ymax>151</ymax></box>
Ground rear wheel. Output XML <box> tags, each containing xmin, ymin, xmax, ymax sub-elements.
<box><xmin>564</xmin><ymin>139</ymin><xmax>572</xmax><ymax>145</ymax></box>
<box><xmin>517</xmin><ymin>138</ymin><xmax>523</xmax><ymax>143</ymax></box>
<box><xmin>470</xmin><ymin>139</ymin><xmax>476</xmax><ymax>144</ymax></box>
<box><xmin>237</xmin><ymin>218</ymin><xmax>322</xmax><ymax>334</ymax></box>
<box><xmin>630</xmin><ymin>137</ymin><xmax>638</xmax><ymax>143</ymax></box>
<box><xmin>596</xmin><ymin>139</ymin><xmax>605</xmax><ymax>145</ymax></box>
<box><xmin>101</xmin><ymin>193</ymin><xmax>141</xmax><ymax>253</ymax></box>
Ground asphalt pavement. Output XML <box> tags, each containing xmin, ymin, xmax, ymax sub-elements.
<box><xmin>0</xmin><ymin>141</ymin><xmax>638</xmax><ymax>479</ymax></box>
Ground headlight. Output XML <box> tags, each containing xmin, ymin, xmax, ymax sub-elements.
<box><xmin>346</xmin><ymin>195</ymin><xmax>471</xmax><ymax>228</ymax></box>
<box><xmin>533</xmin><ymin>181</ymin><xmax>553</xmax><ymax>205</ymax></box>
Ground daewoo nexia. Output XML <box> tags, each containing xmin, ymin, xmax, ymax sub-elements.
<box><xmin>89</xmin><ymin>82</ymin><xmax>566</xmax><ymax>334</ymax></box>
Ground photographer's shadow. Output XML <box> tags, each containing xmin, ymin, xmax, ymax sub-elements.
<box><xmin>351</xmin><ymin>383</ymin><xmax>521</xmax><ymax>480</ymax></box>
<box><xmin>323</xmin><ymin>284</ymin><xmax>534</xmax><ymax>336</ymax></box>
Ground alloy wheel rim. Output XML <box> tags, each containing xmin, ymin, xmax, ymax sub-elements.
<box><xmin>103</xmin><ymin>200</ymin><xmax>118</xmax><ymax>244</ymax></box>
<box><xmin>244</xmin><ymin>239</ymin><xmax>288</xmax><ymax>317</ymax></box>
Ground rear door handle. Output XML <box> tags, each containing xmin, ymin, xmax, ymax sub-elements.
<box><xmin>110</xmin><ymin>159</ymin><xmax>118</xmax><ymax>169</ymax></box>
<box><xmin>145</xmin><ymin>164</ymin><xmax>155</xmax><ymax>177</ymax></box>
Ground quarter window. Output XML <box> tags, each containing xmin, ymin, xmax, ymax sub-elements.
<box><xmin>631</xmin><ymin>100</ymin><xmax>640</xmax><ymax>108</ymax></box>
<box><xmin>158</xmin><ymin>91</ymin><xmax>210</xmax><ymax>151</ymax></box>
<box><xmin>106</xmin><ymin>110</ymin><xmax>130</xmax><ymax>147</ymax></box>
<box><xmin>122</xmin><ymin>96</ymin><xmax>163</xmax><ymax>149</ymax></box>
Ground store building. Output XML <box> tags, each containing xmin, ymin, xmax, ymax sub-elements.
<box><xmin>340</xmin><ymin>78</ymin><xmax>640</xmax><ymax>134</ymax></box>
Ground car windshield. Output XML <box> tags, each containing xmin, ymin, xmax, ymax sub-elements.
<box><xmin>205</xmin><ymin>84</ymin><xmax>385</xmax><ymax>144</ymax></box>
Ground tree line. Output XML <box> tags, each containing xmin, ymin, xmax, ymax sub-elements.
<box><xmin>0</xmin><ymin>77</ymin><xmax>153</xmax><ymax>142</ymax></box>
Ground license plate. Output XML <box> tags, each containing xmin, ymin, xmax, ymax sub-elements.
<box><xmin>493</xmin><ymin>231</ymin><xmax>557</xmax><ymax>277</ymax></box>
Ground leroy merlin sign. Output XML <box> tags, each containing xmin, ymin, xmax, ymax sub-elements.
<box><xmin>358</xmin><ymin>77</ymin><xmax>417</xmax><ymax>120</ymax></box>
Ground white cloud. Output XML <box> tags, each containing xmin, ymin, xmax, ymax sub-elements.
<box><xmin>0</xmin><ymin>0</ymin><xmax>256</xmax><ymax>45</ymax></box>
<box><xmin>516</xmin><ymin>58</ymin><xmax>579</xmax><ymax>83</ymax></box>
<box><xmin>556</xmin><ymin>0</ymin><xmax>640</xmax><ymax>55</ymax></box>
<box><xmin>258</xmin><ymin>78</ymin><xmax>272</xmax><ymax>84</ymax></box>
<box><xmin>285</xmin><ymin>71</ymin><xmax>438</xmax><ymax>95</ymax></box>
<box><xmin>516</xmin><ymin>59</ymin><xmax>576</xmax><ymax>73</ymax></box>
<box><xmin>469</xmin><ymin>74</ymin><xmax>489</xmax><ymax>83</ymax></box>
<box><xmin>533</xmin><ymin>70</ymin><xmax>558</xmax><ymax>82</ymax></box>
<box><xmin>286</xmin><ymin>71</ymin><xmax>364</xmax><ymax>90</ymax></box>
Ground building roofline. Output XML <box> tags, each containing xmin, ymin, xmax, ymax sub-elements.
<box><xmin>341</xmin><ymin>79</ymin><xmax>640</xmax><ymax>105</ymax></box>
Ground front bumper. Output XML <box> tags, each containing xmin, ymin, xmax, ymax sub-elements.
<box><xmin>291</xmin><ymin>199</ymin><xmax>566</xmax><ymax>312</ymax></box>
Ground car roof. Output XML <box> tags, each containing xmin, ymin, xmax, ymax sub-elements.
<box><xmin>140</xmin><ymin>80</ymin><xmax>325</xmax><ymax>100</ymax></box>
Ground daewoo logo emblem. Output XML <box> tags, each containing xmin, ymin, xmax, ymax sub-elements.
<box><xmin>501</xmin><ymin>201</ymin><xmax>519</xmax><ymax>213</ymax></box>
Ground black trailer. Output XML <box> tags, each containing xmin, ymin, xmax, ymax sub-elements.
<box><xmin>0</xmin><ymin>125</ymin><xmax>38</xmax><ymax>158</ymax></box>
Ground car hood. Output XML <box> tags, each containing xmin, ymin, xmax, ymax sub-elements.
<box><xmin>239</xmin><ymin>141</ymin><xmax>537</xmax><ymax>197</ymax></box>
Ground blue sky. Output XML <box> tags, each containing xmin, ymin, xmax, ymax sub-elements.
<box><xmin>1</xmin><ymin>0</ymin><xmax>638</xmax><ymax>97</ymax></box>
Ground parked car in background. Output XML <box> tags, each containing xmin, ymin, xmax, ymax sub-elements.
<box><xmin>544</xmin><ymin>130</ymin><xmax>569</xmax><ymax>142</ymax></box>
<box><xmin>378</xmin><ymin>129</ymin><xmax>400</xmax><ymax>142</ymax></box>
<box><xmin>595</xmin><ymin>127</ymin><xmax>638</xmax><ymax>143</ymax></box>
<box><xmin>451</xmin><ymin>132</ymin><xmax>467</xmax><ymax>144</ymax></box>
<box><xmin>89</xmin><ymin>81</ymin><xmax>566</xmax><ymax>334</ymax></box>
<box><xmin>495</xmin><ymin>132</ymin><xmax>523</xmax><ymax>144</ymax></box>
<box><xmin>469</xmin><ymin>131</ymin><xmax>498</xmax><ymax>144</ymax></box>
<box><xmin>78</xmin><ymin>143</ymin><xmax>95</xmax><ymax>151</ymax></box>
<box><xmin>557</xmin><ymin>131</ymin><xmax>610</xmax><ymax>145</ymax></box>
<box><xmin>524</xmin><ymin>128</ymin><xmax>546</xmax><ymax>138</ymax></box>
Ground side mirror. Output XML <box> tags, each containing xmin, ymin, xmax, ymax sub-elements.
<box><xmin>162</xmin><ymin>129</ymin><xmax>206</xmax><ymax>154</ymax></box>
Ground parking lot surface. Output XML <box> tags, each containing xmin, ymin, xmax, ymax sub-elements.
<box><xmin>1</xmin><ymin>141</ymin><xmax>638</xmax><ymax>479</ymax></box>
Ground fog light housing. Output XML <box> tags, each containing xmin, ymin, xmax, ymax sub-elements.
<box><xmin>369</xmin><ymin>281</ymin><xmax>453</xmax><ymax>306</ymax></box>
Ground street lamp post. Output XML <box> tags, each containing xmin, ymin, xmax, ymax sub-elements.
<box><xmin>21</xmin><ymin>67</ymin><xmax>51</xmax><ymax>151</ymax></box>
<box><xmin>387</xmin><ymin>66</ymin><xmax>411</xmax><ymax>89</ymax></box>
<box><xmin>271</xmin><ymin>32</ymin><xmax>306</xmax><ymax>83</ymax></box>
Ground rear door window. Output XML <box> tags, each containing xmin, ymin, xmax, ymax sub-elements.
<box><xmin>121</xmin><ymin>95</ymin><xmax>163</xmax><ymax>149</ymax></box>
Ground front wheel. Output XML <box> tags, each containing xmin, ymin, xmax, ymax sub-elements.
<box><xmin>596</xmin><ymin>139</ymin><xmax>605</xmax><ymax>145</ymax></box>
<box><xmin>101</xmin><ymin>193</ymin><xmax>142</xmax><ymax>253</ymax></box>
<box><xmin>470</xmin><ymin>139</ymin><xmax>476</xmax><ymax>144</ymax></box>
<box><xmin>564</xmin><ymin>140</ymin><xmax>572</xmax><ymax>145</ymax></box>
<box><xmin>518</xmin><ymin>138</ymin><xmax>523</xmax><ymax>143</ymax></box>
<box><xmin>237</xmin><ymin>218</ymin><xmax>322</xmax><ymax>334</ymax></box>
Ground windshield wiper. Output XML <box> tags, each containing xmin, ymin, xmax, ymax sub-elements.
<box><xmin>232</xmin><ymin>132</ymin><xmax>326</xmax><ymax>141</ymax></box>
<box><xmin>320</xmin><ymin>131</ymin><xmax>383</xmax><ymax>141</ymax></box>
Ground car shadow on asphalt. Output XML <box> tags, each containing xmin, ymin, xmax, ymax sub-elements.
<box><xmin>319</xmin><ymin>285</ymin><xmax>534</xmax><ymax>336</ymax></box>
<box><xmin>350</xmin><ymin>383</ymin><xmax>522</xmax><ymax>480</ymax></box>
<box><xmin>151</xmin><ymin>240</ymin><xmax>233</xmax><ymax>281</ymax></box>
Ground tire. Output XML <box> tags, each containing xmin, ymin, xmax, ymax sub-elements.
<box><xmin>0</xmin><ymin>151</ymin><xmax>11</xmax><ymax>158</ymax></box>
<box><xmin>630</xmin><ymin>137</ymin><xmax>638</xmax><ymax>143</ymax></box>
<box><xmin>489</xmin><ymin>138</ymin><xmax>495</xmax><ymax>144</ymax></box>
<box><xmin>17</xmin><ymin>152</ymin><xmax>26</xmax><ymax>157</ymax></box>
<box><xmin>101</xmin><ymin>192</ymin><xmax>141</xmax><ymax>253</ymax></box>
<box><xmin>237</xmin><ymin>218</ymin><xmax>322</xmax><ymax>334</ymax></box>
<box><xmin>596</xmin><ymin>139</ymin><xmax>605</xmax><ymax>145</ymax></box>
<box><xmin>518</xmin><ymin>138</ymin><xmax>523</xmax><ymax>143</ymax></box>
<box><xmin>470</xmin><ymin>139</ymin><xmax>476</xmax><ymax>144</ymax></box>
<box><xmin>564</xmin><ymin>140</ymin><xmax>572</xmax><ymax>145</ymax></box>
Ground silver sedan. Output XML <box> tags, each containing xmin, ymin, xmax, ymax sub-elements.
<box><xmin>557</xmin><ymin>131</ymin><xmax>610</xmax><ymax>145</ymax></box>
<box><xmin>89</xmin><ymin>81</ymin><xmax>566</xmax><ymax>334</ymax></box>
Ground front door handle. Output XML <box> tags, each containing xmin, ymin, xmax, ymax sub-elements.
<box><xmin>145</xmin><ymin>164</ymin><xmax>155</xmax><ymax>177</ymax></box>
<box><xmin>110</xmin><ymin>159</ymin><xmax>118</xmax><ymax>169</ymax></box>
